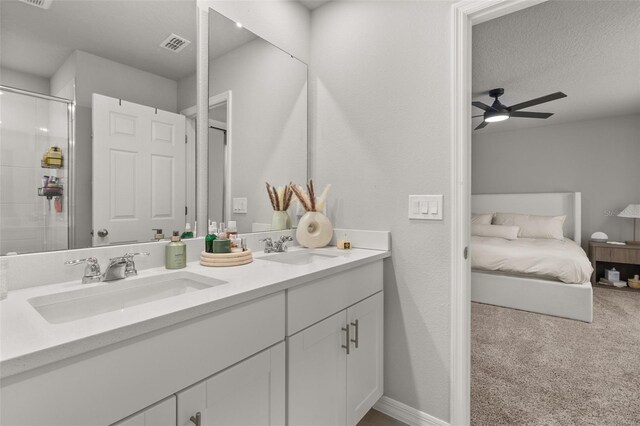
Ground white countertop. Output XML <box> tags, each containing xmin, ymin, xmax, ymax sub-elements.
<box><xmin>0</xmin><ymin>247</ymin><xmax>389</xmax><ymax>379</ymax></box>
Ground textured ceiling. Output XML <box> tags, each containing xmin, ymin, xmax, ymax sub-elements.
<box><xmin>472</xmin><ymin>0</ymin><xmax>640</xmax><ymax>133</ymax></box>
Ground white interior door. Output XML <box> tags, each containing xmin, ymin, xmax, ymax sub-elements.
<box><xmin>346</xmin><ymin>292</ymin><xmax>384</xmax><ymax>425</ymax></box>
<box><xmin>176</xmin><ymin>343</ymin><xmax>285</xmax><ymax>426</ymax></box>
<box><xmin>288</xmin><ymin>310</ymin><xmax>348</xmax><ymax>426</ymax></box>
<box><xmin>92</xmin><ymin>94</ymin><xmax>186</xmax><ymax>245</ymax></box>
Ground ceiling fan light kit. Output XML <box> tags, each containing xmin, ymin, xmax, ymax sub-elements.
<box><xmin>472</xmin><ymin>87</ymin><xmax>566</xmax><ymax>130</ymax></box>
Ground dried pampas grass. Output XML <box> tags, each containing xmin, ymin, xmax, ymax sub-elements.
<box><xmin>291</xmin><ymin>180</ymin><xmax>331</xmax><ymax>212</ymax></box>
<box><xmin>265</xmin><ymin>182</ymin><xmax>294</xmax><ymax>211</ymax></box>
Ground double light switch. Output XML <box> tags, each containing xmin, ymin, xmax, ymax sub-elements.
<box><xmin>408</xmin><ymin>195</ymin><xmax>443</xmax><ymax>220</ymax></box>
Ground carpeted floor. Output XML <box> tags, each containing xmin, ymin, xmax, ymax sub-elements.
<box><xmin>472</xmin><ymin>287</ymin><xmax>640</xmax><ymax>426</ymax></box>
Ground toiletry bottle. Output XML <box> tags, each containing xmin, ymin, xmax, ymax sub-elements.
<box><xmin>181</xmin><ymin>223</ymin><xmax>194</xmax><ymax>239</ymax></box>
<box><xmin>337</xmin><ymin>233</ymin><xmax>352</xmax><ymax>250</ymax></box>
<box><xmin>166</xmin><ymin>231</ymin><xmax>186</xmax><ymax>269</ymax></box>
<box><xmin>205</xmin><ymin>221</ymin><xmax>217</xmax><ymax>253</ymax></box>
<box><xmin>152</xmin><ymin>228</ymin><xmax>164</xmax><ymax>241</ymax></box>
<box><xmin>218</xmin><ymin>223</ymin><xmax>228</xmax><ymax>239</ymax></box>
<box><xmin>227</xmin><ymin>221</ymin><xmax>238</xmax><ymax>237</ymax></box>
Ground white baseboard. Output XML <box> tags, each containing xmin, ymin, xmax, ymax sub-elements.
<box><xmin>374</xmin><ymin>396</ymin><xmax>450</xmax><ymax>426</ymax></box>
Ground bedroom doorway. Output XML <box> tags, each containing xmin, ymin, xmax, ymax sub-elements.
<box><xmin>450</xmin><ymin>1</ymin><xmax>549</xmax><ymax>424</ymax></box>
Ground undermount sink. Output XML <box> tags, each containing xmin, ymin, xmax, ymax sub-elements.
<box><xmin>29</xmin><ymin>271</ymin><xmax>226</xmax><ymax>324</ymax></box>
<box><xmin>258</xmin><ymin>250</ymin><xmax>340</xmax><ymax>265</ymax></box>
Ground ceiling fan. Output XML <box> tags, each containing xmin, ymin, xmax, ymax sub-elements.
<box><xmin>472</xmin><ymin>88</ymin><xmax>566</xmax><ymax>130</ymax></box>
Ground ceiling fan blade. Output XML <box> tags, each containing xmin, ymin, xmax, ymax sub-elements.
<box><xmin>472</xmin><ymin>114</ymin><xmax>484</xmax><ymax>118</ymax></box>
<box><xmin>510</xmin><ymin>111</ymin><xmax>554</xmax><ymax>119</ymax></box>
<box><xmin>472</xmin><ymin>101</ymin><xmax>492</xmax><ymax>111</ymax></box>
<box><xmin>509</xmin><ymin>92</ymin><xmax>566</xmax><ymax>111</ymax></box>
<box><xmin>475</xmin><ymin>121</ymin><xmax>489</xmax><ymax>130</ymax></box>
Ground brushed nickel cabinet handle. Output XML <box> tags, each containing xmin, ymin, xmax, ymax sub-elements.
<box><xmin>341</xmin><ymin>326</ymin><xmax>350</xmax><ymax>355</ymax></box>
<box><xmin>190</xmin><ymin>412</ymin><xmax>201</xmax><ymax>426</ymax></box>
<box><xmin>350</xmin><ymin>319</ymin><xmax>359</xmax><ymax>349</ymax></box>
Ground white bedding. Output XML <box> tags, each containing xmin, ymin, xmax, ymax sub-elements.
<box><xmin>471</xmin><ymin>236</ymin><xmax>593</xmax><ymax>284</ymax></box>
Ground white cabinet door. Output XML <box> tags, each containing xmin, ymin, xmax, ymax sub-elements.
<box><xmin>288</xmin><ymin>310</ymin><xmax>348</xmax><ymax>426</ymax></box>
<box><xmin>177</xmin><ymin>342</ymin><xmax>285</xmax><ymax>426</ymax></box>
<box><xmin>112</xmin><ymin>396</ymin><xmax>176</xmax><ymax>426</ymax></box>
<box><xmin>92</xmin><ymin>93</ymin><xmax>186</xmax><ymax>246</ymax></box>
<box><xmin>346</xmin><ymin>292</ymin><xmax>384</xmax><ymax>425</ymax></box>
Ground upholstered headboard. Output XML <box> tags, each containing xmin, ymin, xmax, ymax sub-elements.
<box><xmin>471</xmin><ymin>192</ymin><xmax>582</xmax><ymax>245</ymax></box>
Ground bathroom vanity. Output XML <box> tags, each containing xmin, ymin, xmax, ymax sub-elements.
<box><xmin>0</xmin><ymin>243</ymin><xmax>389</xmax><ymax>426</ymax></box>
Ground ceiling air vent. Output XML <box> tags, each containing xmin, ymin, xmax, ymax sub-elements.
<box><xmin>18</xmin><ymin>0</ymin><xmax>52</xmax><ymax>9</ymax></box>
<box><xmin>160</xmin><ymin>34</ymin><xmax>191</xmax><ymax>53</ymax></box>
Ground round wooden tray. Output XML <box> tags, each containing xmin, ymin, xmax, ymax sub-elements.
<box><xmin>199</xmin><ymin>249</ymin><xmax>253</xmax><ymax>267</ymax></box>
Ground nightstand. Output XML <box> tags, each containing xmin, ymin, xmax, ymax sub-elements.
<box><xmin>589</xmin><ymin>241</ymin><xmax>640</xmax><ymax>287</ymax></box>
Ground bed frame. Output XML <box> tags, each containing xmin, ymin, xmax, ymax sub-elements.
<box><xmin>471</xmin><ymin>192</ymin><xmax>593</xmax><ymax>323</ymax></box>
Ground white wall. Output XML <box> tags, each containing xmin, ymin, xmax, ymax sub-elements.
<box><xmin>472</xmin><ymin>114</ymin><xmax>640</xmax><ymax>247</ymax></box>
<box><xmin>310</xmin><ymin>1</ymin><xmax>452</xmax><ymax>422</ymax></box>
<box><xmin>0</xmin><ymin>67</ymin><xmax>50</xmax><ymax>95</ymax></box>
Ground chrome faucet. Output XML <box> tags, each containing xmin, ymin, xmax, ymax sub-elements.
<box><xmin>261</xmin><ymin>236</ymin><xmax>293</xmax><ymax>253</ymax></box>
<box><xmin>260</xmin><ymin>237</ymin><xmax>276</xmax><ymax>253</ymax></box>
<box><xmin>102</xmin><ymin>256</ymin><xmax>129</xmax><ymax>282</ymax></box>
<box><xmin>64</xmin><ymin>257</ymin><xmax>102</xmax><ymax>284</ymax></box>
<box><xmin>273</xmin><ymin>235</ymin><xmax>293</xmax><ymax>252</ymax></box>
<box><xmin>65</xmin><ymin>252</ymin><xmax>149</xmax><ymax>283</ymax></box>
<box><xmin>123</xmin><ymin>252</ymin><xmax>150</xmax><ymax>277</ymax></box>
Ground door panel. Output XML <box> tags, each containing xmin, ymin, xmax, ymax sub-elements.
<box><xmin>288</xmin><ymin>310</ymin><xmax>348</xmax><ymax>426</ymax></box>
<box><xmin>112</xmin><ymin>396</ymin><xmax>176</xmax><ymax>426</ymax></box>
<box><xmin>92</xmin><ymin>94</ymin><xmax>186</xmax><ymax>245</ymax></box>
<box><xmin>177</xmin><ymin>343</ymin><xmax>285</xmax><ymax>426</ymax></box>
<box><xmin>347</xmin><ymin>292</ymin><xmax>384</xmax><ymax>425</ymax></box>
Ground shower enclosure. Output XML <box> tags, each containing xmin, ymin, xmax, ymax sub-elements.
<box><xmin>0</xmin><ymin>85</ymin><xmax>74</xmax><ymax>255</ymax></box>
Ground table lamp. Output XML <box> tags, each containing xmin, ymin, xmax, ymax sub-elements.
<box><xmin>618</xmin><ymin>204</ymin><xmax>640</xmax><ymax>245</ymax></box>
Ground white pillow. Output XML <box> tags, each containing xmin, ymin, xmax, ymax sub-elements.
<box><xmin>493</xmin><ymin>212</ymin><xmax>566</xmax><ymax>240</ymax></box>
<box><xmin>471</xmin><ymin>213</ymin><xmax>493</xmax><ymax>225</ymax></box>
<box><xmin>471</xmin><ymin>224</ymin><xmax>519</xmax><ymax>240</ymax></box>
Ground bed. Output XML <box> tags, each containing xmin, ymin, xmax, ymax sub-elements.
<box><xmin>471</xmin><ymin>192</ymin><xmax>593</xmax><ymax>323</ymax></box>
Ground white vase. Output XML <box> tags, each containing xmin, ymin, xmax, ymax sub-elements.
<box><xmin>271</xmin><ymin>210</ymin><xmax>291</xmax><ymax>231</ymax></box>
<box><xmin>296</xmin><ymin>211</ymin><xmax>333</xmax><ymax>248</ymax></box>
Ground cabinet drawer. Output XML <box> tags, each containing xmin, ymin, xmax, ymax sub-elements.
<box><xmin>287</xmin><ymin>261</ymin><xmax>383</xmax><ymax>336</ymax></box>
<box><xmin>1</xmin><ymin>292</ymin><xmax>285</xmax><ymax>426</ymax></box>
<box><xmin>595</xmin><ymin>247</ymin><xmax>640</xmax><ymax>264</ymax></box>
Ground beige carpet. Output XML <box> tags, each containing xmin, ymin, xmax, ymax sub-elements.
<box><xmin>472</xmin><ymin>287</ymin><xmax>640</xmax><ymax>426</ymax></box>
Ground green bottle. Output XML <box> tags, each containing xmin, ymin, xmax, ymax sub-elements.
<box><xmin>166</xmin><ymin>231</ymin><xmax>186</xmax><ymax>269</ymax></box>
<box><xmin>205</xmin><ymin>221</ymin><xmax>217</xmax><ymax>253</ymax></box>
<box><xmin>181</xmin><ymin>222</ymin><xmax>194</xmax><ymax>239</ymax></box>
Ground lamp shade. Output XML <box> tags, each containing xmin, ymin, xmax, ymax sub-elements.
<box><xmin>618</xmin><ymin>204</ymin><xmax>640</xmax><ymax>219</ymax></box>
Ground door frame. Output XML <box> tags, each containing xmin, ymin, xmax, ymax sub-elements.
<box><xmin>450</xmin><ymin>1</ymin><xmax>548</xmax><ymax>424</ymax></box>
<box><xmin>181</xmin><ymin>91</ymin><xmax>233</xmax><ymax>233</ymax></box>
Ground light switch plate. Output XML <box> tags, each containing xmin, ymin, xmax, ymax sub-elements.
<box><xmin>408</xmin><ymin>195</ymin><xmax>443</xmax><ymax>220</ymax></box>
<box><xmin>233</xmin><ymin>197</ymin><xmax>247</xmax><ymax>214</ymax></box>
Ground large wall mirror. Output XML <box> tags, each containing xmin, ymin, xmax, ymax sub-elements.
<box><xmin>0</xmin><ymin>0</ymin><xmax>197</xmax><ymax>255</ymax></box>
<box><xmin>202</xmin><ymin>8</ymin><xmax>308</xmax><ymax>235</ymax></box>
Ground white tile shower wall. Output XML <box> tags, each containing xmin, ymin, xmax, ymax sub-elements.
<box><xmin>0</xmin><ymin>92</ymin><xmax>69</xmax><ymax>255</ymax></box>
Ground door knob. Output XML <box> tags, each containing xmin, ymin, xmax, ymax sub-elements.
<box><xmin>97</xmin><ymin>228</ymin><xmax>109</xmax><ymax>238</ymax></box>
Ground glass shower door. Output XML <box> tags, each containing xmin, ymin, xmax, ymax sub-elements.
<box><xmin>0</xmin><ymin>87</ymin><xmax>72</xmax><ymax>255</ymax></box>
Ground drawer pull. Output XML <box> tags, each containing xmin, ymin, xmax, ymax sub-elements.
<box><xmin>341</xmin><ymin>326</ymin><xmax>350</xmax><ymax>355</ymax></box>
<box><xmin>190</xmin><ymin>412</ymin><xmax>201</xmax><ymax>426</ymax></box>
<box><xmin>350</xmin><ymin>319</ymin><xmax>359</xmax><ymax>349</ymax></box>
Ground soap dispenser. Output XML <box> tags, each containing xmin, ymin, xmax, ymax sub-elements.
<box><xmin>166</xmin><ymin>231</ymin><xmax>186</xmax><ymax>269</ymax></box>
<box><xmin>205</xmin><ymin>221</ymin><xmax>217</xmax><ymax>253</ymax></box>
<box><xmin>181</xmin><ymin>223</ymin><xmax>194</xmax><ymax>239</ymax></box>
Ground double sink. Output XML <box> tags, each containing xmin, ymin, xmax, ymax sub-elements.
<box><xmin>28</xmin><ymin>250</ymin><xmax>340</xmax><ymax>324</ymax></box>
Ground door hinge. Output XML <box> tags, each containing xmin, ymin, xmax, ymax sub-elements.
<box><xmin>185</xmin><ymin>206</ymin><xmax>188</xmax><ymax>215</ymax></box>
<box><xmin>185</xmin><ymin>134</ymin><xmax>188</xmax><ymax>144</ymax></box>
<box><xmin>463</xmin><ymin>246</ymin><xmax>469</xmax><ymax>260</ymax></box>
